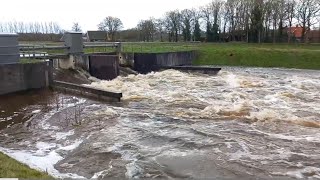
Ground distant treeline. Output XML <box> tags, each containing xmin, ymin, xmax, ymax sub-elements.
<box><xmin>18</xmin><ymin>33</ymin><xmax>62</xmax><ymax>42</ymax></box>
<box><xmin>2</xmin><ymin>0</ymin><xmax>320</xmax><ymax>43</ymax></box>
<box><xmin>100</xmin><ymin>0</ymin><xmax>320</xmax><ymax>43</ymax></box>
<box><xmin>0</xmin><ymin>21</ymin><xmax>63</xmax><ymax>41</ymax></box>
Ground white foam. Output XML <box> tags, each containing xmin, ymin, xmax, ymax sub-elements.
<box><xmin>54</xmin><ymin>130</ymin><xmax>75</xmax><ymax>140</ymax></box>
<box><xmin>0</xmin><ymin>138</ymin><xmax>84</xmax><ymax>178</ymax></box>
<box><xmin>94</xmin><ymin>108</ymin><xmax>118</xmax><ymax>117</ymax></box>
<box><xmin>88</xmin><ymin>76</ymin><xmax>101</xmax><ymax>82</ymax></box>
<box><xmin>125</xmin><ymin>160</ymin><xmax>143</xmax><ymax>178</ymax></box>
<box><xmin>39</xmin><ymin>97</ymin><xmax>86</xmax><ymax>130</ymax></box>
<box><xmin>225</xmin><ymin>74</ymin><xmax>240</xmax><ymax>88</ymax></box>
<box><xmin>0</xmin><ymin>147</ymin><xmax>84</xmax><ymax>179</ymax></box>
<box><xmin>32</xmin><ymin>110</ymin><xmax>41</xmax><ymax>114</ymax></box>
<box><xmin>91</xmin><ymin>170</ymin><xmax>106</xmax><ymax>179</ymax></box>
<box><xmin>59</xmin><ymin>140</ymin><xmax>83</xmax><ymax>151</ymax></box>
<box><xmin>286</xmin><ymin>167</ymin><xmax>320</xmax><ymax>179</ymax></box>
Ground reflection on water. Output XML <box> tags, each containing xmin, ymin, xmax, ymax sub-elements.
<box><xmin>1</xmin><ymin>67</ymin><xmax>320</xmax><ymax>179</ymax></box>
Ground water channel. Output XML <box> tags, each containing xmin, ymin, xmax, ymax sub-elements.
<box><xmin>1</xmin><ymin>67</ymin><xmax>320</xmax><ymax>179</ymax></box>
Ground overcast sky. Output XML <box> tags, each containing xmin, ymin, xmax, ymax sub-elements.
<box><xmin>0</xmin><ymin>0</ymin><xmax>213</xmax><ymax>31</ymax></box>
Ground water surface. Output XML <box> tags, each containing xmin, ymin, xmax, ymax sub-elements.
<box><xmin>1</xmin><ymin>67</ymin><xmax>320</xmax><ymax>179</ymax></box>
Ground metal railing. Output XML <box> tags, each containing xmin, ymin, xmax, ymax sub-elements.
<box><xmin>19</xmin><ymin>45</ymin><xmax>70</xmax><ymax>60</ymax></box>
<box><xmin>18</xmin><ymin>42</ymin><xmax>121</xmax><ymax>60</ymax></box>
<box><xmin>19</xmin><ymin>45</ymin><xmax>69</xmax><ymax>51</ymax></box>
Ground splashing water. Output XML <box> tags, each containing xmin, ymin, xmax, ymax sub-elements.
<box><xmin>89</xmin><ymin>68</ymin><xmax>320</xmax><ymax>127</ymax></box>
<box><xmin>1</xmin><ymin>67</ymin><xmax>320</xmax><ymax>179</ymax></box>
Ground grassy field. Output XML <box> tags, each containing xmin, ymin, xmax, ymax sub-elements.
<box><xmin>121</xmin><ymin>43</ymin><xmax>320</xmax><ymax>70</ymax></box>
<box><xmin>194</xmin><ymin>43</ymin><xmax>320</xmax><ymax>69</ymax></box>
<box><xmin>0</xmin><ymin>152</ymin><xmax>52</xmax><ymax>179</ymax></box>
<box><xmin>19</xmin><ymin>41</ymin><xmax>320</xmax><ymax>70</ymax></box>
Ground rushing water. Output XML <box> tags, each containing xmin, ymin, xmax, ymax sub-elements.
<box><xmin>1</xmin><ymin>67</ymin><xmax>320</xmax><ymax>179</ymax></box>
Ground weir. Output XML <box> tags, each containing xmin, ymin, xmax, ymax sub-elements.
<box><xmin>160</xmin><ymin>66</ymin><xmax>222</xmax><ymax>75</ymax></box>
<box><xmin>53</xmin><ymin>81</ymin><xmax>122</xmax><ymax>102</ymax></box>
<box><xmin>1</xmin><ymin>32</ymin><xmax>221</xmax><ymax>99</ymax></box>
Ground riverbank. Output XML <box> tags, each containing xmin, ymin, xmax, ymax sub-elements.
<box><xmin>0</xmin><ymin>152</ymin><xmax>52</xmax><ymax>179</ymax></box>
<box><xmin>121</xmin><ymin>42</ymin><xmax>320</xmax><ymax>70</ymax></box>
<box><xmin>194</xmin><ymin>43</ymin><xmax>320</xmax><ymax>70</ymax></box>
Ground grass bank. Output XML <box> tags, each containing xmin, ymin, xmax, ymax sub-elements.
<box><xmin>194</xmin><ymin>43</ymin><xmax>320</xmax><ymax>70</ymax></box>
<box><xmin>122</xmin><ymin>42</ymin><xmax>320</xmax><ymax>70</ymax></box>
<box><xmin>0</xmin><ymin>152</ymin><xmax>52</xmax><ymax>179</ymax></box>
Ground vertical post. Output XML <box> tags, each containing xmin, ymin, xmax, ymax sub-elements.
<box><xmin>45</xmin><ymin>61</ymin><xmax>49</xmax><ymax>87</ymax></box>
<box><xmin>116</xmin><ymin>42</ymin><xmax>122</xmax><ymax>53</ymax></box>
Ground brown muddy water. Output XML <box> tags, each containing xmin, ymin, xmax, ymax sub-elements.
<box><xmin>1</xmin><ymin>67</ymin><xmax>320</xmax><ymax>179</ymax></box>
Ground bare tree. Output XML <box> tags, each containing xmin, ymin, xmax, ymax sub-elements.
<box><xmin>72</xmin><ymin>22</ymin><xmax>82</xmax><ymax>32</ymax></box>
<box><xmin>201</xmin><ymin>4</ymin><xmax>212</xmax><ymax>41</ymax></box>
<box><xmin>224</xmin><ymin>0</ymin><xmax>237</xmax><ymax>41</ymax></box>
<box><xmin>155</xmin><ymin>19</ymin><xmax>165</xmax><ymax>42</ymax></box>
<box><xmin>250</xmin><ymin>0</ymin><xmax>264</xmax><ymax>43</ymax></box>
<box><xmin>164</xmin><ymin>10</ymin><xmax>181</xmax><ymax>42</ymax></box>
<box><xmin>0</xmin><ymin>23</ymin><xmax>4</xmax><ymax>32</ymax></box>
<box><xmin>137</xmin><ymin>18</ymin><xmax>156</xmax><ymax>42</ymax></box>
<box><xmin>98</xmin><ymin>16</ymin><xmax>123</xmax><ymax>41</ymax></box>
<box><xmin>53</xmin><ymin>22</ymin><xmax>62</xmax><ymax>34</ymax></box>
<box><xmin>189</xmin><ymin>8</ymin><xmax>201</xmax><ymax>41</ymax></box>
<box><xmin>297</xmin><ymin>0</ymin><xmax>320</xmax><ymax>42</ymax></box>
<box><xmin>181</xmin><ymin>9</ymin><xmax>194</xmax><ymax>41</ymax></box>
<box><xmin>286</xmin><ymin>0</ymin><xmax>296</xmax><ymax>43</ymax></box>
<box><xmin>210</xmin><ymin>0</ymin><xmax>224</xmax><ymax>41</ymax></box>
<box><xmin>270</xmin><ymin>0</ymin><xmax>280</xmax><ymax>43</ymax></box>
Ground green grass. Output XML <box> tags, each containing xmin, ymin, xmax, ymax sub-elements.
<box><xmin>19</xmin><ymin>41</ymin><xmax>320</xmax><ymax>70</ymax></box>
<box><xmin>122</xmin><ymin>43</ymin><xmax>197</xmax><ymax>53</ymax></box>
<box><xmin>20</xmin><ymin>59</ymin><xmax>44</xmax><ymax>64</ymax></box>
<box><xmin>193</xmin><ymin>43</ymin><xmax>320</xmax><ymax>69</ymax></box>
<box><xmin>0</xmin><ymin>152</ymin><xmax>53</xmax><ymax>179</ymax></box>
<box><xmin>122</xmin><ymin>42</ymin><xmax>320</xmax><ymax>70</ymax></box>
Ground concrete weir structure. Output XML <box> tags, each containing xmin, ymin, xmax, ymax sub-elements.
<box><xmin>133</xmin><ymin>51</ymin><xmax>195</xmax><ymax>74</ymax></box>
<box><xmin>0</xmin><ymin>32</ymin><xmax>220</xmax><ymax>98</ymax></box>
<box><xmin>0</xmin><ymin>33</ymin><xmax>53</xmax><ymax>95</ymax></box>
<box><xmin>53</xmin><ymin>81</ymin><xmax>122</xmax><ymax>102</ymax></box>
<box><xmin>0</xmin><ymin>61</ymin><xmax>53</xmax><ymax>95</ymax></box>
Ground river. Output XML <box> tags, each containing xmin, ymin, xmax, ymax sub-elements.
<box><xmin>0</xmin><ymin>67</ymin><xmax>320</xmax><ymax>179</ymax></box>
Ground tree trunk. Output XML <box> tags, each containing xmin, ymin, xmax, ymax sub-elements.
<box><xmin>273</xmin><ymin>22</ymin><xmax>276</xmax><ymax>43</ymax></box>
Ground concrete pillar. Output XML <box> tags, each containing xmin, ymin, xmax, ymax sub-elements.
<box><xmin>116</xmin><ymin>42</ymin><xmax>122</xmax><ymax>53</ymax></box>
<box><xmin>63</xmin><ymin>32</ymin><xmax>84</xmax><ymax>54</ymax></box>
<box><xmin>60</xmin><ymin>32</ymin><xmax>84</xmax><ymax>69</ymax></box>
<box><xmin>0</xmin><ymin>33</ymin><xmax>19</xmax><ymax>64</ymax></box>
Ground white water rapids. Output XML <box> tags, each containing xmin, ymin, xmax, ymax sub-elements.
<box><xmin>89</xmin><ymin>68</ymin><xmax>320</xmax><ymax>128</ymax></box>
<box><xmin>1</xmin><ymin>67</ymin><xmax>320</xmax><ymax>179</ymax></box>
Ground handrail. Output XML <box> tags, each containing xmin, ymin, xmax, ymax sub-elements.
<box><xmin>19</xmin><ymin>46</ymin><xmax>69</xmax><ymax>51</ymax></box>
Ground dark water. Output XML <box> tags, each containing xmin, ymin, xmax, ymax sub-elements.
<box><xmin>0</xmin><ymin>90</ymin><xmax>56</xmax><ymax>130</ymax></box>
<box><xmin>1</xmin><ymin>67</ymin><xmax>320</xmax><ymax>179</ymax></box>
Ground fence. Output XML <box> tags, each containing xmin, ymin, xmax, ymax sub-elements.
<box><xmin>121</xmin><ymin>42</ymin><xmax>199</xmax><ymax>53</ymax></box>
<box><xmin>18</xmin><ymin>42</ymin><xmax>122</xmax><ymax>61</ymax></box>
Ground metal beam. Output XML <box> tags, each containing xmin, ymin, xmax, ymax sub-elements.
<box><xmin>19</xmin><ymin>46</ymin><xmax>69</xmax><ymax>51</ymax></box>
